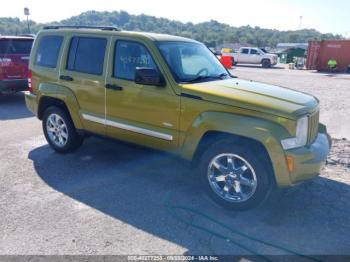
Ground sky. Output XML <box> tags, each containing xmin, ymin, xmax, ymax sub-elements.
<box><xmin>1</xmin><ymin>0</ymin><xmax>349</xmax><ymax>36</ymax></box>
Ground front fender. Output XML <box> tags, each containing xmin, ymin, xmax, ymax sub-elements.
<box><xmin>180</xmin><ymin>112</ymin><xmax>292</xmax><ymax>187</ymax></box>
<box><xmin>38</xmin><ymin>83</ymin><xmax>83</xmax><ymax>130</ymax></box>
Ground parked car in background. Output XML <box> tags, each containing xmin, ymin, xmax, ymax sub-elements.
<box><xmin>0</xmin><ymin>36</ymin><xmax>34</xmax><ymax>95</ymax></box>
<box><xmin>209</xmin><ymin>49</ymin><xmax>233</xmax><ymax>69</ymax></box>
<box><xmin>223</xmin><ymin>47</ymin><xmax>278</xmax><ymax>68</ymax></box>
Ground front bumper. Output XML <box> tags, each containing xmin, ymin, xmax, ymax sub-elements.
<box><xmin>24</xmin><ymin>91</ymin><xmax>38</xmax><ymax>116</ymax></box>
<box><xmin>284</xmin><ymin>124</ymin><xmax>331</xmax><ymax>185</ymax></box>
<box><xmin>0</xmin><ymin>79</ymin><xmax>28</xmax><ymax>94</ymax></box>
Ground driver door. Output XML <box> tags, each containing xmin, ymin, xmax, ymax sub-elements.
<box><xmin>249</xmin><ymin>49</ymin><xmax>261</xmax><ymax>63</ymax></box>
<box><xmin>105</xmin><ymin>38</ymin><xmax>180</xmax><ymax>153</ymax></box>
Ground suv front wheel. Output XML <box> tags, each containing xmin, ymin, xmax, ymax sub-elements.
<box><xmin>262</xmin><ymin>59</ymin><xmax>271</xmax><ymax>68</ymax></box>
<box><xmin>42</xmin><ymin>106</ymin><xmax>83</xmax><ymax>153</ymax></box>
<box><xmin>198</xmin><ymin>140</ymin><xmax>271</xmax><ymax>210</ymax></box>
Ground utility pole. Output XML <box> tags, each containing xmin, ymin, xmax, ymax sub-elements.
<box><xmin>24</xmin><ymin>7</ymin><xmax>30</xmax><ymax>33</ymax></box>
<box><xmin>298</xmin><ymin>16</ymin><xmax>303</xmax><ymax>30</ymax></box>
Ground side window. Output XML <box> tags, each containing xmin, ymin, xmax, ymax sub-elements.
<box><xmin>114</xmin><ymin>41</ymin><xmax>157</xmax><ymax>81</ymax></box>
<box><xmin>250</xmin><ymin>49</ymin><xmax>258</xmax><ymax>55</ymax></box>
<box><xmin>241</xmin><ymin>48</ymin><xmax>249</xmax><ymax>54</ymax></box>
<box><xmin>35</xmin><ymin>35</ymin><xmax>63</xmax><ymax>68</ymax></box>
<box><xmin>67</xmin><ymin>37</ymin><xmax>107</xmax><ymax>75</ymax></box>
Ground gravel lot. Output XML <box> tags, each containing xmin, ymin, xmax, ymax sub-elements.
<box><xmin>1</xmin><ymin>66</ymin><xmax>349</xmax><ymax>257</ymax></box>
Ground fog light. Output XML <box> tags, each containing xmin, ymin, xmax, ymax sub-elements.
<box><xmin>286</xmin><ymin>155</ymin><xmax>294</xmax><ymax>172</ymax></box>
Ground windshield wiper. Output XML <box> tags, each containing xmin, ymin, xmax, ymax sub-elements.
<box><xmin>186</xmin><ymin>73</ymin><xmax>229</xmax><ymax>83</ymax></box>
<box><xmin>215</xmin><ymin>73</ymin><xmax>229</xmax><ymax>78</ymax></box>
<box><xmin>186</xmin><ymin>75</ymin><xmax>213</xmax><ymax>83</ymax></box>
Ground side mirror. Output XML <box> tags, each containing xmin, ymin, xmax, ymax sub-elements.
<box><xmin>135</xmin><ymin>67</ymin><xmax>165</xmax><ymax>87</ymax></box>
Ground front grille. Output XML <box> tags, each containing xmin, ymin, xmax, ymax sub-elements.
<box><xmin>307</xmin><ymin>110</ymin><xmax>319</xmax><ymax>145</ymax></box>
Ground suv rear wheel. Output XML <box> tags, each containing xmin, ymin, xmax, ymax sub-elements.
<box><xmin>42</xmin><ymin>106</ymin><xmax>83</xmax><ymax>153</ymax></box>
<box><xmin>198</xmin><ymin>140</ymin><xmax>271</xmax><ymax>210</ymax></box>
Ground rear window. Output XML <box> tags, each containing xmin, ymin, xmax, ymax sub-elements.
<box><xmin>67</xmin><ymin>37</ymin><xmax>107</xmax><ymax>75</ymax></box>
<box><xmin>0</xmin><ymin>39</ymin><xmax>33</xmax><ymax>55</ymax></box>
<box><xmin>35</xmin><ymin>35</ymin><xmax>63</xmax><ymax>68</ymax></box>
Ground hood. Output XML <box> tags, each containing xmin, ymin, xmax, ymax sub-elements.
<box><xmin>266</xmin><ymin>53</ymin><xmax>278</xmax><ymax>58</ymax></box>
<box><xmin>180</xmin><ymin>78</ymin><xmax>318</xmax><ymax>119</ymax></box>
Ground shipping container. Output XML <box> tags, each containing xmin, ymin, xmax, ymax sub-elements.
<box><xmin>306</xmin><ymin>40</ymin><xmax>350</xmax><ymax>72</ymax></box>
<box><xmin>306</xmin><ymin>41</ymin><xmax>320</xmax><ymax>70</ymax></box>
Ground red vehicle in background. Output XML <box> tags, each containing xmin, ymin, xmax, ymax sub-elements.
<box><xmin>0</xmin><ymin>36</ymin><xmax>34</xmax><ymax>95</ymax></box>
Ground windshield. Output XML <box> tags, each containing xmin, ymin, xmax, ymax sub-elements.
<box><xmin>258</xmin><ymin>48</ymin><xmax>266</xmax><ymax>54</ymax></box>
<box><xmin>0</xmin><ymin>39</ymin><xmax>33</xmax><ymax>55</ymax></box>
<box><xmin>157</xmin><ymin>41</ymin><xmax>229</xmax><ymax>83</ymax></box>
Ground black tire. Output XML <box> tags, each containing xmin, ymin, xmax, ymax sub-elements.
<box><xmin>42</xmin><ymin>106</ymin><xmax>83</xmax><ymax>153</ymax></box>
<box><xmin>262</xmin><ymin>59</ymin><xmax>271</xmax><ymax>68</ymax></box>
<box><xmin>198</xmin><ymin>139</ymin><xmax>272</xmax><ymax>210</ymax></box>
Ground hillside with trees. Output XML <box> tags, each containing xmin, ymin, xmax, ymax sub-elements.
<box><xmin>0</xmin><ymin>10</ymin><xmax>343</xmax><ymax>47</ymax></box>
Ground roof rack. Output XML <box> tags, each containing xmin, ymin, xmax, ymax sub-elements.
<box><xmin>43</xmin><ymin>25</ymin><xmax>120</xmax><ymax>31</ymax></box>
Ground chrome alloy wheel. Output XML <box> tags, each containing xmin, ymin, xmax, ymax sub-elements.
<box><xmin>46</xmin><ymin>113</ymin><xmax>69</xmax><ymax>147</ymax></box>
<box><xmin>207</xmin><ymin>153</ymin><xmax>257</xmax><ymax>203</ymax></box>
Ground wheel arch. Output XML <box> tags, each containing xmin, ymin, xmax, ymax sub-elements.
<box><xmin>39</xmin><ymin>96</ymin><xmax>68</xmax><ymax>119</ymax></box>
<box><xmin>261</xmin><ymin>58</ymin><xmax>272</xmax><ymax>65</ymax></box>
<box><xmin>180</xmin><ymin>112</ymin><xmax>292</xmax><ymax>187</ymax></box>
<box><xmin>193</xmin><ymin>130</ymin><xmax>278</xmax><ymax>186</ymax></box>
<box><xmin>37</xmin><ymin>83</ymin><xmax>83</xmax><ymax>129</ymax></box>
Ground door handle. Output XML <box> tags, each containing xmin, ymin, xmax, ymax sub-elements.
<box><xmin>105</xmin><ymin>83</ymin><xmax>123</xmax><ymax>91</ymax></box>
<box><xmin>60</xmin><ymin>75</ymin><xmax>74</xmax><ymax>81</ymax></box>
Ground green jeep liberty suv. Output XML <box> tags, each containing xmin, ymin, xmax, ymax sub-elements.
<box><xmin>25</xmin><ymin>26</ymin><xmax>331</xmax><ymax>210</ymax></box>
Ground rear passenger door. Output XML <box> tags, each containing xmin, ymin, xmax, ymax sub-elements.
<box><xmin>105</xmin><ymin>38</ymin><xmax>180</xmax><ymax>153</ymax></box>
<box><xmin>59</xmin><ymin>34</ymin><xmax>110</xmax><ymax>136</ymax></box>
<box><xmin>238</xmin><ymin>48</ymin><xmax>250</xmax><ymax>63</ymax></box>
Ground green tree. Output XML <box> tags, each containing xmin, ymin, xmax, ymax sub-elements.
<box><xmin>0</xmin><ymin>11</ymin><xmax>343</xmax><ymax>47</ymax></box>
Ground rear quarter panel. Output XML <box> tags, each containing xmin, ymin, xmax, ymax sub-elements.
<box><xmin>29</xmin><ymin>31</ymin><xmax>83</xmax><ymax>130</ymax></box>
<box><xmin>37</xmin><ymin>83</ymin><xmax>83</xmax><ymax>129</ymax></box>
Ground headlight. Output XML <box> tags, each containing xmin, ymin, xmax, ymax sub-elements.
<box><xmin>281</xmin><ymin>116</ymin><xmax>308</xmax><ymax>150</ymax></box>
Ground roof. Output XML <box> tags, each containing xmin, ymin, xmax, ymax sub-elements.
<box><xmin>276</xmin><ymin>43</ymin><xmax>308</xmax><ymax>50</ymax></box>
<box><xmin>275</xmin><ymin>47</ymin><xmax>307</xmax><ymax>54</ymax></box>
<box><xmin>122</xmin><ymin>31</ymin><xmax>199</xmax><ymax>43</ymax></box>
<box><xmin>40</xmin><ymin>26</ymin><xmax>199</xmax><ymax>43</ymax></box>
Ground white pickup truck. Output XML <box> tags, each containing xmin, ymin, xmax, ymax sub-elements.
<box><xmin>223</xmin><ymin>47</ymin><xmax>278</xmax><ymax>68</ymax></box>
